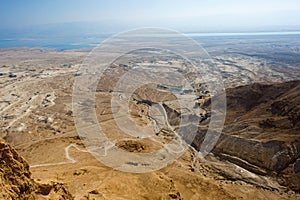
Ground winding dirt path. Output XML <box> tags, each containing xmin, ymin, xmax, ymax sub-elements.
<box><xmin>30</xmin><ymin>144</ymin><xmax>88</xmax><ymax>168</ymax></box>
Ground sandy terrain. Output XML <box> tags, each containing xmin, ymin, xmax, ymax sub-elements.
<box><xmin>0</xmin><ymin>48</ymin><xmax>300</xmax><ymax>199</ymax></box>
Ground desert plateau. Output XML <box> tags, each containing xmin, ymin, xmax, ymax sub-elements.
<box><xmin>0</xmin><ymin>43</ymin><xmax>299</xmax><ymax>199</ymax></box>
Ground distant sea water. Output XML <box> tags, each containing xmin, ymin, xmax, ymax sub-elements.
<box><xmin>0</xmin><ymin>35</ymin><xmax>109</xmax><ymax>50</ymax></box>
<box><xmin>0</xmin><ymin>31</ymin><xmax>300</xmax><ymax>50</ymax></box>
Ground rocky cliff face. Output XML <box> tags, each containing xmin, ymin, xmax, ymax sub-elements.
<box><xmin>125</xmin><ymin>80</ymin><xmax>300</xmax><ymax>192</ymax></box>
<box><xmin>0</xmin><ymin>138</ymin><xmax>74</xmax><ymax>200</ymax></box>
<box><xmin>187</xmin><ymin>81</ymin><xmax>300</xmax><ymax>192</ymax></box>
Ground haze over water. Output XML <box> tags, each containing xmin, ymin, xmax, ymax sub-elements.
<box><xmin>1</xmin><ymin>0</ymin><xmax>300</xmax><ymax>50</ymax></box>
<box><xmin>1</xmin><ymin>29</ymin><xmax>300</xmax><ymax>50</ymax></box>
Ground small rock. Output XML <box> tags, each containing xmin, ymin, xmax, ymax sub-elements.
<box><xmin>8</xmin><ymin>73</ymin><xmax>17</xmax><ymax>78</ymax></box>
<box><xmin>89</xmin><ymin>190</ymin><xmax>100</xmax><ymax>195</ymax></box>
<box><xmin>38</xmin><ymin>116</ymin><xmax>48</xmax><ymax>123</ymax></box>
<box><xmin>169</xmin><ymin>193</ymin><xmax>178</xmax><ymax>199</ymax></box>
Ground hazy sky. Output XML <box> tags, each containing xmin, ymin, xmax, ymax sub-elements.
<box><xmin>1</xmin><ymin>0</ymin><xmax>300</xmax><ymax>31</ymax></box>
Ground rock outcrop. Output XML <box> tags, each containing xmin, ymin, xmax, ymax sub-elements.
<box><xmin>0</xmin><ymin>137</ymin><xmax>74</xmax><ymax>200</ymax></box>
<box><xmin>187</xmin><ymin>81</ymin><xmax>300</xmax><ymax>192</ymax></box>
